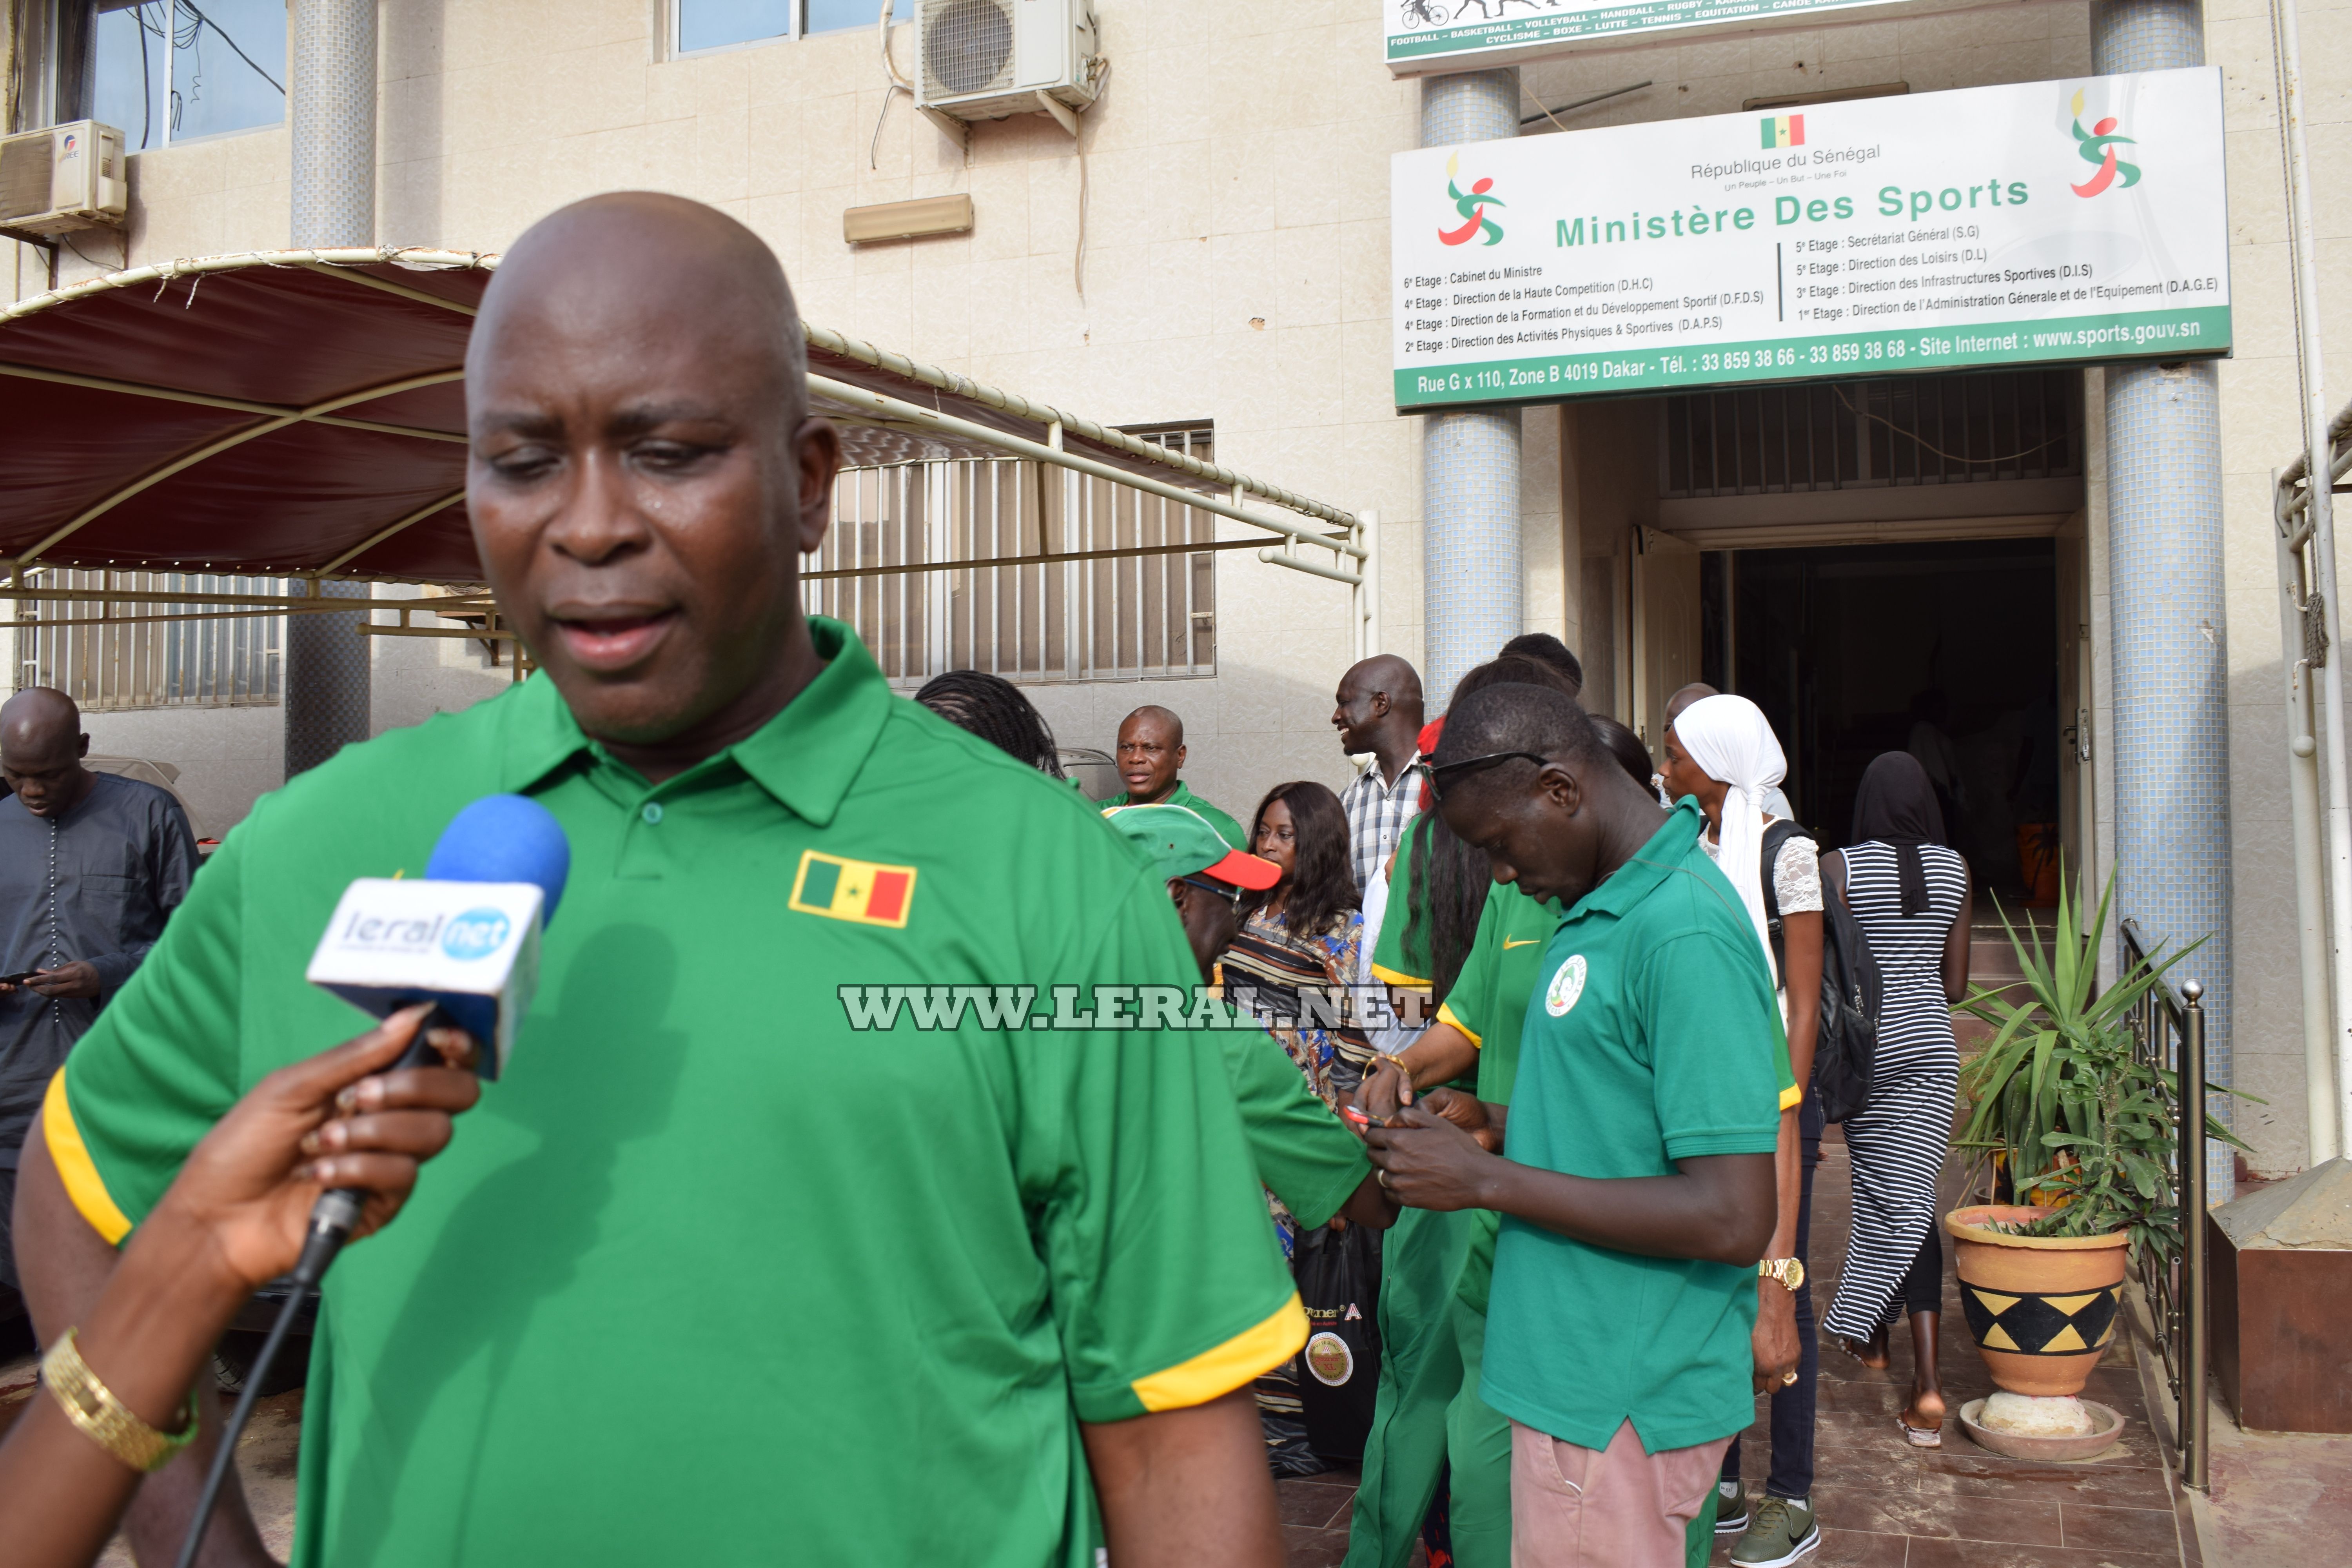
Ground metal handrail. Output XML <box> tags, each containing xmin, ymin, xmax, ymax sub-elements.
<box><xmin>2117</xmin><ymin>919</ymin><xmax>2209</xmax><ymax>1491</ymax></box>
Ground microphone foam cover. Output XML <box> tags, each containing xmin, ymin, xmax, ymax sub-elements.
<box><xmin>426</xmin><ymin>795</ymin><xmax>572</xmax><ymax>920</ymax></box>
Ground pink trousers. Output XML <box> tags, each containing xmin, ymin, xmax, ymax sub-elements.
<box><xmin>1508</xmin><ymin>1418</ymin><xmax>1734</xmax><ymax>1568</ymax></box>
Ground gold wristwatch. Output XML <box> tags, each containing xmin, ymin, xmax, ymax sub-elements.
<box><xmin>1759</xmin><ymin>1258</ymin><xmax>1806</xmax><ymax>1292</ymax></box>
<box><xmin>42</xmin><ymin>1327</ymin><xmax>199</xmax><ymax>1472</ymax></box>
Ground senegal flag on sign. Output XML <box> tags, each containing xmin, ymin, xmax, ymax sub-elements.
<box><xmin>1761</xmin><ymin>114</ymin><xmax>1805</xmax><ymax>149</ymax></box>
<box><xmin>790</xmin><ymin>849</ymin><xmax>917</xmax><ymax>929</ymax></box>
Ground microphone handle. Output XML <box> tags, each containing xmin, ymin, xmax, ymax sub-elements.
<box><xmin>302</xmin><ymin>1002</ymin><xmax>461</xmax><ymax>1283</ymax></box>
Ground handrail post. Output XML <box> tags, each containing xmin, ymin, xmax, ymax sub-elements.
<box><xmin>2181</xmin><ymin>978</ymin><xmax>2209</xmax><ymax>1492</ymax></box>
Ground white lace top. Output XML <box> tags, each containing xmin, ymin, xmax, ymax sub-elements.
<box><xmin>1698</xmin><ymin>815</ymin><xmax>1823</xmax><ymax>915</ymax></box>
<box><xmin>1699</xmin><ymin>816</ymin><xmax>1822</xmax><ymax>1004</ymax></box>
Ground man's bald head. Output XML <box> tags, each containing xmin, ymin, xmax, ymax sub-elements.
<box><xmin>1332</xmin><ymin>655</ymin><xmax>1425</xmax><ymax>763</ymax></box>
<box><xmin>472</xmin><ymin>192</ymin><xmax>808</xmax><ymax>434</ymax></box>
<box><xmin>1116</xmin><ymin>706</ymin><xmax>1187</xmax><ymax>804</ymax></box>
<box><xmin>1121</xmin><ymin>705</ymin><xmax>1184</xmax><ymax>750</ymax></box>
<box><xmin>465</xmin><ymin>193</ymin><xmax>841</xmax><ymax>774</ymax></box>
<box><xmin>1</xmin><ymin>688</ymin><xmax>93</xmax><ymax>817</ymax></box>
<box><xmin>1665</xmin><ymin>682</ymin><xmax>1719</xmax><ymax>726</ymax></box>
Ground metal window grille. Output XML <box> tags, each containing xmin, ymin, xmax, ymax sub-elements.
<box><xmin>1662</xmin><ymin>370</ymin><xmax>2083</xmax><ymax>498</ymax></box>
<box><xmin>12</xmin><ymin>569</ymin><xmax>283</xmax><ymax>710</ymax></box>
<box><xmin>802</xmin><ymin>425</ymin><xmax>1218</xmax><ymax>686</ymax></box>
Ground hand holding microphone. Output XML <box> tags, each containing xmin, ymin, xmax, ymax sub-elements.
<box><xmin>1</xmin><ymin>1011</ymin><xmax>485</xmax><ymax>1568</ymax></box>
<box><xmin>167</xmin><ymin>1004</ymin><xmax>481</xmax><ymax>1295</ymax></box>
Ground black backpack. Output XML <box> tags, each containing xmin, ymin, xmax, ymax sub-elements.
<box><xmin>1761</xmin><ymin>820</ymin><xmax>1881</xmax><ymax>1124</ymax></box>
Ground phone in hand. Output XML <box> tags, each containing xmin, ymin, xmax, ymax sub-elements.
<box><xmin>0</xmin><ymin>970</ymin><xmax>43</xmax><ymax>986</ymax></box>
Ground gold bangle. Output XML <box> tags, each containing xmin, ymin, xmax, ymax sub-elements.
<box><xmin>41</xmin><ymin>1327</ymin><xmax>199</xmax><ymax>1473</ymax></box>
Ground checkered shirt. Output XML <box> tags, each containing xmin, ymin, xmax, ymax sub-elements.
<box><xmin>1340</xmin><ymin>752</ymin><xmax>1428</xmax><ymax>892</ymax></box>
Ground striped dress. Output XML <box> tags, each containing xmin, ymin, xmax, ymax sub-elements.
<box><xmin>1823</xmin><ymin>840</ymin><xmax>1966</xmax><ymax>1339</ymax></box>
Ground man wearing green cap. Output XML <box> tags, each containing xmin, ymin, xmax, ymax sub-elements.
<box><xmin>1101</xmin><ymin>804</ymin><xmax>1389</xmax><ymax>1232</ymax></box>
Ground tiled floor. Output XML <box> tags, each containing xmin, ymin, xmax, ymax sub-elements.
<box><xmin>1282</xmin><ymin>1128</ymin><xmax>2198</xmax><ymax>1568</ymax></box>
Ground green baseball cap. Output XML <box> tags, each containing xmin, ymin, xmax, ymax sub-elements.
<box><xmin>1102</xmin><ymin>804</ymin><xmax>1282</xmax><ymax>890</ymax></box>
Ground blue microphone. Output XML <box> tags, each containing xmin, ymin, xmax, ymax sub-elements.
<box><xmin>308</xmin><ymin>794</ymin><xmax>572</xmax><ymax>1080</ymax></box>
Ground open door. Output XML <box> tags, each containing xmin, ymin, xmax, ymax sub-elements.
<box><xmin>2056</xmin><ymin>512</ymin><xmax>2094</xmax><ymax>913</ymax></box>
<box><xmin>1630</xmin><ymin>525</ymin><xmax>1702</xmax><ymax>767</ymax></box>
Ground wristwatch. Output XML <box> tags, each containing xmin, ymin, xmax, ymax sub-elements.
<box><xmin>1759</xmin><ymin>1258</ymin><xmax>1806</xmax><ymax>1292</ymax></box>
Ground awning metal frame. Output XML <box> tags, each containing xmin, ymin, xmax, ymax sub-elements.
<box><xmin>2</xmin><ymin>247</ymin><xmax>1370</xmax><ymax>657</ymax></box>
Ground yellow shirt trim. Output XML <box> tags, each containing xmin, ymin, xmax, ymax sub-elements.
<box><xmin>1779</xmin><ymin>1083</ymin><xmax>1803</xmax><ymax>1111</ymax></box>
<box><xmin>1436</xmin><ymin>1001</ymin><xmax>1483</xmax><ymax>1048</ymax></box>
<box><xmin>1369</xmin><ymin>961</ymin><xmax>1431</xmax><ymax>988</ymax></box>
<box><xmin>43</xmin><ymin>1070</ymin><xmax>132</xmax><ymax>1246</ymax></box>
<box><xmin>1131</xmin><ymin>1294</ymin><xmax>1308</xmax><ymax>1414</ymax></box>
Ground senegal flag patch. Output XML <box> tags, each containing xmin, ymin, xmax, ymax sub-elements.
<box><xmin>789</xmin><ymin>850</ymin><xmax>916</xmax><ymax>929</ymax></box>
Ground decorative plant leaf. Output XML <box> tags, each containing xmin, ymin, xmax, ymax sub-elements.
<box><xmin>1949</xmin><ymin>862</ymin><xmax>2224</xmax><ymax>1263</ymax></box>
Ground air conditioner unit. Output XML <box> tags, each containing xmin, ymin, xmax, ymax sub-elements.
<box><xmin>0</xmin><ymin>122</ymin><xmax>129</xmax><ymax>237</ymax></box>
<box><xmin>916</xmin><ymin>0</ymin><xmax>1102</xmax><ymax>141</ymax></box>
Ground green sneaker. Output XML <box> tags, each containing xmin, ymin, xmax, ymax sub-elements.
<box><xmin>1713</xmin><ymin>1481</ymin><xmax>1749</xmax><ymax>1534</ymax></box>
<box><xmin>1729</xmin><ymin>1495</ymin><xmax>1819</xmax><ymax>1567</ymax></box>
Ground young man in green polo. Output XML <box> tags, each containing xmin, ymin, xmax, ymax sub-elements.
<box><xmin>16</xmin><ymin>195</ymin><xmax>1301</xmax><ymax>1568</ymax></box>
<box><xmin>1365</xmin><ymin>682</ymin><xmax>1785</xmax><ymax>1568</ymax></box>
<box><xmin>1101</xmin><ymin>705</ymin><xmax>1248</xmax><ymax>848</ymax></box>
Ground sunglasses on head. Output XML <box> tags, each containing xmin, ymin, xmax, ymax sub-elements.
<box><xmin>1175</xmin><ymin>874</ymin><xmax>1245</xmax><ymax>908</ymax></box>
<box><xmin>1427</xmin><ymin>751</ymin><xmax>1555</xmax><ymax>804</ymax></box>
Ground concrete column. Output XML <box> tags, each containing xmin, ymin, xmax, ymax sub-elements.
<box><xmin>284</xmin><ymin>0</ymin><xmax>377</xmax><ymax>777</ymax></box>
<box><xmin>2094</xmin><ymin>0</ymin><xmax>2232</xmax><ymax>1203</ymax></box>
<box><xmin>1421</xmin><ymin>69</ymin><xmax>1520</xmax><ymax>710</ymax></box>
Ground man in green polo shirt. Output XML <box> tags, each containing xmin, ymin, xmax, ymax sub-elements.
<box><xmin>16</xmin><ymin>194</ymin><xmax>1300</xmax><ymax>1568</ymax></box>
<box><xmin>1346</xmin><ymin>825</ymin><xmax>1559</xmax><ymax>1568</ymax></box>
<box><xmin>1101</xmin><ymin>706</ymin><xmax>1248</xmax><ymax>848</ymax></box>
<box><xmin>1365</xmin><ymin>682</ymin><xmax>1782</xmax><ymax>1567</ymax></box>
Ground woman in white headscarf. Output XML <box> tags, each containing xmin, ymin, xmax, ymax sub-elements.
<box><xmin>1661</xmin><ymin>695</ymin><xmax>1829</xmax><ymax>1566</ymax></box>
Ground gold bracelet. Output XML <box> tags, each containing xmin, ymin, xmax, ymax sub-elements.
<box><xmin>41</xmin><ymin>1327</ymin><xmax>199</xmax><ymax>1473</ymax></box>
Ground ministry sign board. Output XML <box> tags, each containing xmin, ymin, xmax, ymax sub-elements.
<box><xmin>1390</xmin><ymin>69</ymin><xmax>2228</xmax><ymax>411</ymax></box>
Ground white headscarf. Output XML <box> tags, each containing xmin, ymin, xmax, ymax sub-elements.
<box><xmin>1669</xmin><ymin>694</ymin><xmax>1788</xmax><ymax>983</ymax></box>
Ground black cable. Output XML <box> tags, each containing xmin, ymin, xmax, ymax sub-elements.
<box><xmin>171</xmin><ymin>1197</ymin><xmax>353</xmax><ymax>1568</ymax></box>
<box><xmin>176</xmin><ymin>2</ymin><xmax>285</xmax><ymax>96</ymax></box>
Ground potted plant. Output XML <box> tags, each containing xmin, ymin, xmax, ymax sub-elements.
<box><xmin>1949</xmin><ymin>867</ymin><xmax>2243</xmax><ymax>1398</ymax></box>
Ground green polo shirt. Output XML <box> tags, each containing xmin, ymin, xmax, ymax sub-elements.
<box><xmin>1207</xmin><ymin>973</ymin><xmax>1371</xmax><ymax>1228</ymax></box>
<box><xmin>46</xmin><ymin>618</ymin><xmax>1301</xmax><ymax>1568</ymax></box>
<box><xmin>1100</xmin><ymin>780</ymin><xmax>1247</xmax><ymax>852</ymax></box>
<box><xmin>1430</xmin><ymin>881</ymin><xmax>1561</xmax><ymax>1314</ymax></box>
<box><xmin>1368</xmin><ymin>815</ymin><xmax>1439</xmax><ymax>989</ymax></box>
<box><xmin>1481</xmin><ymin>802</ymin><xmax>1787</xmax><ymax>1456</ymax></box>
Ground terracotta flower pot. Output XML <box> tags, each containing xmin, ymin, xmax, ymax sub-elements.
<box><xmin>1945</xmin><ymin>1205</ymin><xmax>2130</xmax><ymax>1398</ymax></box>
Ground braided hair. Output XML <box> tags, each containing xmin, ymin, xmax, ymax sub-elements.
<box><xmin>914</xmin><ymin>669</ymin><xmax>1066</xmax><ymax>779</ymax></box>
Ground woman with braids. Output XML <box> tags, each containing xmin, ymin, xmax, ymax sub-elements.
<box><xmin>911</xmin><ymin>669</ymin><xmax>1065</xmax><ymax>778</ymax></box>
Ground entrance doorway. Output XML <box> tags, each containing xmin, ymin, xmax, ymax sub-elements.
<box><xmin>1699</xmin><ymin>539</ymin><xmax>2063</xmax><ymax>903</ymax></box>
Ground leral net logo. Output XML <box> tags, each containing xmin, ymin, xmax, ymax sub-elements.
<box><xmin>2067</xmin><ymin>88</ymin><xmax>2140</xmax><ymax>198</ymax></box>
<box><xmin>1439</xmin><ymin>153</ymin><xmax>1505</xmax><ymax>247</ymax></box>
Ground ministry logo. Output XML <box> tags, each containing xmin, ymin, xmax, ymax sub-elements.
<box><xmin>1439</xmin><ymin>152</ymin><xmax>1506</xmax><ymax>247</ymax></box>
<box><xmin>2067</xmin><ymin>87</ymin><xmax>2141</xmax><ymax>198</ymax></box>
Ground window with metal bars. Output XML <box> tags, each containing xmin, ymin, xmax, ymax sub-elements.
<box><xmin>799</xmin><ymin>424</ymin><xmax>1218</xmax><ymax>686</ymax></box>
<box><xmin>1661</xmin><ymin>370</ymin><xmax>2082</xmax><ymax>498</ymax></box>
<box><xmin>12</xmin><ymin>568</ymin><xmax>282</xmax><ymax>709</ymax></box>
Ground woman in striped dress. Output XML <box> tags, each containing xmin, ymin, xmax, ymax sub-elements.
<box><xmin>1821</xmin><ymin>752</ymin><xmax>1974</xmax><ymax>1447</ymax></box>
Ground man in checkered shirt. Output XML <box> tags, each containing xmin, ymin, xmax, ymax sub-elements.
<box><xmin>1330</xmin><ymin>655</ymin><xmax>1427</xmax><ymax>892</ymax></box>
